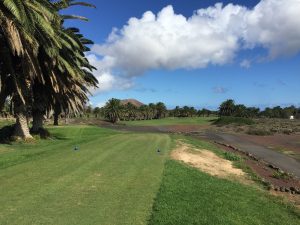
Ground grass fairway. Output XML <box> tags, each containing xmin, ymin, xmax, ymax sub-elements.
<box><xmin>122</xmin><ymin>116</ymin><xmax>216</xmax><ymax>126</ymax></box>
<box><xmin>0</xmin><ymin>126</ymin><xmax>171</xmax><ymax>225</ymax></box>
<box><xmin>0</xmin><ymin>124</ymin><xmax>299</xmax><ymax>225</ymax></box>
<box><xmin>149</xmin><ymin>160</ymin><xmax>300</xmax><ymax>225</ymax></box>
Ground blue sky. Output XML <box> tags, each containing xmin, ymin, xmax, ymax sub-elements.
<box><xmin>65</xmin><ymin>0</ymin><xmax>300</xmax><ymax>109</ymax></box>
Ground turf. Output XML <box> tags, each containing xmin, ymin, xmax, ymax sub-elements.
<box><xmin>122</xmin><ymin>116</ymin><xmax>216</xmax><ymax>126</ymax></box>
<box><xmin>0</xmin><ymin>124</ymin><xmax>299</xmax><ymax>225</ymax></box>
<box><xmin>148</xmin><ymin>160</ymin><xmax>300</xmax><ymax>225</ymax></box>
<box><xmin>0</xmin><ymin>125</ymin><xmax>171</xmax><ymax>225</ymax></box>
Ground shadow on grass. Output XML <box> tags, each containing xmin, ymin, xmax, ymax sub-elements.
<box><xmin>0</xmin><ymin>125</ymin><xmax>69</xmax><ymax>143</ymax></box>
<box><xmin>0</xmin><ymin>125</ymin><xmax>15</xmax><ymax>144</ymax></box>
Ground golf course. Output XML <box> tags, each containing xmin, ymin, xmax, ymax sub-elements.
<box><xmin>0</xmin><ymin>123</ymin><xmax>299</xmax><ymax>225</ymax></box>
<box><xmin>0</xmin><ymin>0</ymin><xmax>300</xmax><ymax>224</ymax></box>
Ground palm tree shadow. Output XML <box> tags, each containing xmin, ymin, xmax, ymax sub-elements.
<box><xmin>0</xmin><ymin>125</ymin><xmax>15</xmax><ymax>144</ymax></box>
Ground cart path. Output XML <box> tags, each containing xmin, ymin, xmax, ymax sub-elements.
<box><xmin>205</xmin><ymin>132</ymin><xmax>300</xmax><ymax>178</ymax></box>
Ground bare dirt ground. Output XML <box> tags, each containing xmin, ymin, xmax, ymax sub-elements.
<box><xmin>171</xmin><ymin>141</ymin><xmax>250</xmax><ymax>184</ymax></box>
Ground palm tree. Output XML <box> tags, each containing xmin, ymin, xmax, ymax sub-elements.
<box><xmin>104</xmin><ymin>99</ymin><xmax>122</xmax><ymax>123</ymax></box>
<box><xmin>155</xmin><ymin>102</ymin><xmax>167</xmax><ymax>119</ymax></box>
<box><xmin>0</xmin><ymin>0</ymin><xmax>98</xmax><ymax>138</ymax></box>
<box><xmin>31</xmin><ymin>1</ymin><xmax>97</xmax><ymax>131</ymax></box>
<box><xmin>219</xmin><ymin>99</ymin><xmax>235</xmax><ymax>117</ymax></box>
<box><xmin>93</xmin><ymin>107</ymin><xmax>101</xmax><ymax>118</ymax></box>
<box><xmin>0</xmin><ymin>0</ymin><xmax>61</xmax><ymax>139</ymax></box>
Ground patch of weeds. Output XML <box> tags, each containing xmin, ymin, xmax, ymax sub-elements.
<box><xmin>223</xmin><ymin>152</ymin><xmax>242</xmax><ymax>161</ymax></box>
<box><xmin>272</xmin><ymin>171</ymin><xmax>292</xmax><ymax>180</ymax></box>
<box><xmin>247</xmin><ymin>128</ymin><xmax>273</xmax><ymax>136</ymax></box>
<box><xmin>282</xmin><ymin>129</ymin><xmax>293</xmax><ymax>135</ymax></box>
<box><xmin>213</xmin><ymin>116</ymin><xmax>255</xmax><ymax>126</ymax></box>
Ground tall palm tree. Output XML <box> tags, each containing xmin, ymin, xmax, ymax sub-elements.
<box><xmin>0</xmin><ymin>0</ymin><xmax>61</xmax><ymax>139</ymax></box>
<box><xmin>30</xmin><ymin>1</ymin><xmax>97</xmax><ymax>131</ymax></box>
<box><xmin>219</xmin><ymin>99</ymin><xmax>235</xmax><ymax>117</ymax></box>
<box><xmin>104</xmin><ymin>98</ymin><xmax>122</xmax><ymax>123</ymax></box>
<box><xmin>155</xmin><ymin>102</ymin><xmax>167</xmax><ymax>119</ymax></box>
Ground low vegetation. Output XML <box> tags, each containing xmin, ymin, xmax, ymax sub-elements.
<box><xmin>247</xmin><ymin>128</ymin><xmax>273</xmax><ymax>136</ymax></box>
<box><xmin>213</xmin><ymin>116</ymin><xmax>255</xmax><ymax>126</ymax></box>
<box><xmin>223</xmin><ymin>151</ymin><xmax>242</xmax><ymax>161</ymax></box>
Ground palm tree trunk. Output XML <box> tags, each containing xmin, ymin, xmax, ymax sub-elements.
<box><xmin>31</xmin><ymin>111</ymin><xmax>44</xmax><ymax>133</ymax></box>
<box><xmin>53</xmin><ymin>103</ymin><xmax>61</xmax><ymax>126</ymax></box>
<box><xmin>13</xmin><ymin>97</ymin><xmax>32</xmax><ymax>140</ymax></box>
<box><xmin>53</xmin><ymin>113</ymin><xmax>59</xmax><ymax>126</ymax></box>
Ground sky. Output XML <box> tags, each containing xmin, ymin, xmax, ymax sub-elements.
<box><xmin>64</xmin><ymin>0</ymin><xmax>300</xmax><ymax>109</ymax></box>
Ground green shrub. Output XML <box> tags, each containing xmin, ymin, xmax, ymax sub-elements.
<box><xmin>213</xmin><ymin>116</ymin><xmax>255</xmax><ymax>126</ymax></box>
<box><xmin>223</xmin><ymin>152</ymin><xmax>242</xmax><ymax>161</ymax></box>
<box><xmin>247</xmin><ymin>128</ymin><xmax>272</xmax><ymax>136</ymax></box>
<box><xmin>272</xmin><ymin>171</ymin><xmax>292</xmax><ymax>180</ymax></box>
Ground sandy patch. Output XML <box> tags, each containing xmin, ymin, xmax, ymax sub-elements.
<box><xmin>171</xmin><ymin>141</ymin><xmax>250</xmax><ymax>184</ymax></box>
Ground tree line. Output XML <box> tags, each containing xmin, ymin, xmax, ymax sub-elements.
<box><xmin>219</xmin><ymin>99</ymin><xmax>300</xmax><ymax>119</ymax></box>
<box><xmin>0</xmin><ymin>1</ymin><xmax>98</xmax><ymax>139</ymax></box>
<box><xmin>98</xmin><ymin>98</ymin><xmax>299</xmax><ymax>123</ymax></box>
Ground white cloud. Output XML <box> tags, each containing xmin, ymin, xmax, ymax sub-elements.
<box><xmin>242</xmin><ymin>0</ymin><xmax>300</xmax><ymax>58</ymax></box>
<box><xmin>212</xmin><ymin>86</ymin><xmax>229</xmax><ymax>94</ymax></box>
<box><xmin>240</xmin><ymin>59</ymin><xmax>251</xmax><ymax>68</ymax></box>
<box><xmin>89</xmin><ymin>0</ymin><xmax>300</xmax><ymax>93</ymax></box>
<box><xmin>86</xmin><ymin>54</ymin><xmax>134</xmax><ymax>94</ymax></box>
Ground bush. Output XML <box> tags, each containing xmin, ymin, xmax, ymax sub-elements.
<box><xmin>223</xmin><ymin>152</ymin><xmax>242</xmax><ymax>161</ymax></box>
<box><xmin>272</xmin><ymin>171</ymin><xmax>292</xmax><ymax>180</ymax></box>
<box><xmin>213</xmin><ymin>116</ymin><xmax>255</xmax><ymax>126</ymax></box>
<box><xmin>247</xmin><ymin>128</ymin><xmax>272</xmax><ymax>136</ymax></box>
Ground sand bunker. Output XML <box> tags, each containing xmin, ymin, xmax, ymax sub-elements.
<box><xmin>171</xmin><ymin>141</ymin><xmax>249</xmax><ymax>183</ymax></box>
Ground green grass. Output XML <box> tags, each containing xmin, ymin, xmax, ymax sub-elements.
<box><xmin>122</xmin><ymin>116</ymin><xmax>216</xmax><ymax>126</ymax></box>
<box><xmin>214</xmin><ymin>116</ymin><xmax>255</xmax><ymax>126</ymax></box>
<box><xmin>0</xmin><ymin>124</ymin><xmax>299</xmax><ymax>224</ymax></box>
<box><xmin>148</xmin><ymin>160</ymin><xmax>300</xmax><ymax>225</ymax></box>
<box><xmin>0</xmin><ymin>125</ymin><xmax>171</xmax><ymax>225</ymax></box>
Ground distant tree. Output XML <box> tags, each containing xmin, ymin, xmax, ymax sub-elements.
<box><xmin>155</xmin><ymin>102</ymin><xmax>167</xmax><ymax>119</ymax></box>
<box><xmin>233</xmin><ymin>104</ymin><xmax>248</xmax><ymax>117</ymax></box>
<box><xmin>93</xmin><ymin>107</ymin><xmax>101</xmax><ymax>118</ymax></box>
<box><xmin>104</xmin><ymin>98</ymin><xmax>122</xmax><ymax>123</ymax></box>
<box><xmin>148</xmin><ymin>103</ymin><xmax>157</xmax><ymax>120</ymax></box>
<box><xmin>198</xmin><ymin>108</ymin><xmax>211</xmax><ymax>117</ymax></box>
<box><xmin>219</xmin><ymin>99</ymin><xmax>235</xmax><ymax>116</ymax></box>
<box><xmin>173</xmin><ymin>106</ymin><xmax>181</xmax><ymax>117</ymax></box>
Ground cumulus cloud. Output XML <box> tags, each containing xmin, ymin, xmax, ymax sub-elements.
<box><xmin>87</xmin><ymin>54</ymin><xmax>134</xmax><ymax>94</ymax></box>
<box><xmin>212</xmin><ymin>86</ymin><xmax>229</xmax><ymax>94</ymax></box>
<box><xmin>89</xmin><ymin>0</ymin><xmax>300</xmax><ymax>93</ymax></box>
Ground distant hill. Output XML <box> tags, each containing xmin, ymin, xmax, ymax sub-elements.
<box><xmin>120</xmin><ymin>99</ymin><xmax>144</xmax><ymax>107</ymax></box>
